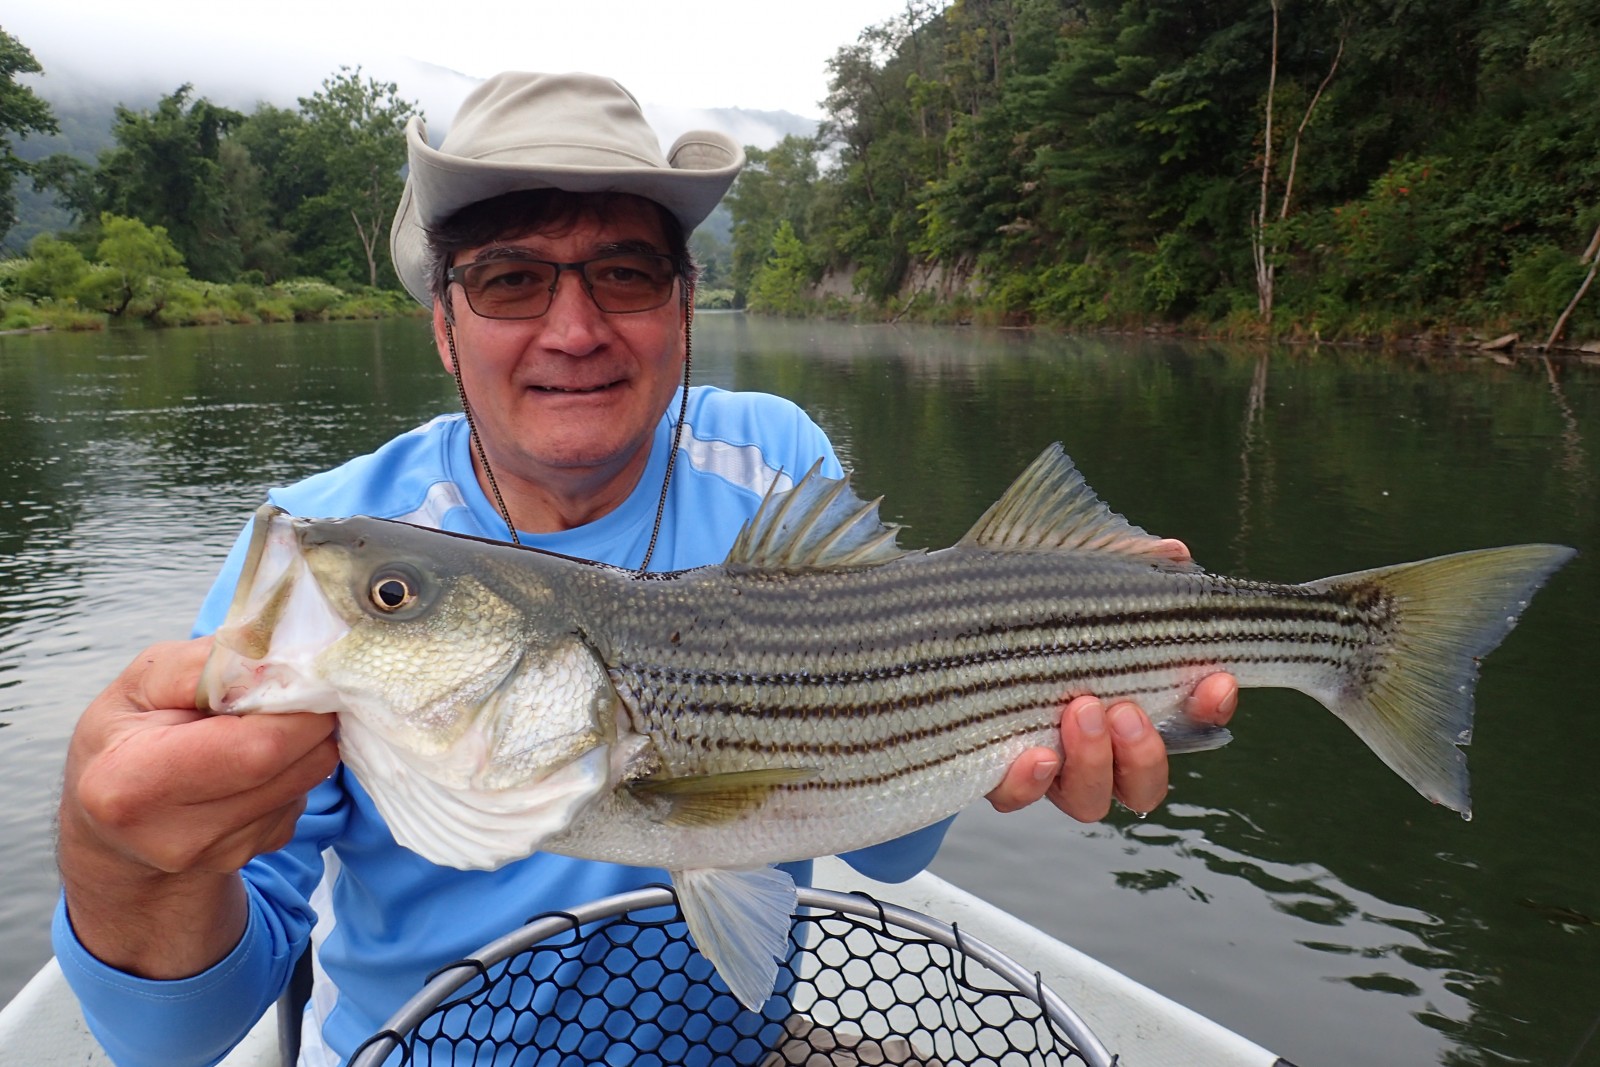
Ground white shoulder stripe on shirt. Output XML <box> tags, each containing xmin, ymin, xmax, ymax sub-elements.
<box><xmin>394</xmin><ymin>480</ymin><xmax>470</xmax><ymax>531</ymax></box>
<box><xmin>679</xmin><ymin>434</ymin><xmax>796</xmax><ymax>497</ymax></box>
<box><xmin>392</xmin><ymin>428</ymin><xmax>788</xmax><ymax>536</ymax></box>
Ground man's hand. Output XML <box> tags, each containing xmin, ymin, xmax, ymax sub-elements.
<box><xmin>985</xmin><ymin>673</ymin><xmax>1239</xmax><ymax>820</ymax></box>
<box><xmin>57</xmin><ymin>638</ymin><xmax>339</xmax><ymax>978</ymax></box>
<box><xmin>984</xmin><ymin>536</ymin><xmax>1239</xmax><ymax>821</ymax></box>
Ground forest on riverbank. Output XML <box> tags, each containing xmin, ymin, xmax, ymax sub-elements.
<box><xmin>0</xmin><ymin>42</ymin><xmax>429</xmax><ymax>330</ymax></box>
<box><xmin>3</xmin><ymin>2</ymin><xmax>1599</xmax><ymax>346</ymax></box>
<box><xmin>729</xmin><ymin>0</ymin><xmax>1600</xmax><ymax>346</ymax></box>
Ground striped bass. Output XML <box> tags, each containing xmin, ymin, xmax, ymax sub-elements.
<box><xmin>197</xmin><ymin>444</ymin><xmax>1574</xmax><ymax>1009</ymax></box>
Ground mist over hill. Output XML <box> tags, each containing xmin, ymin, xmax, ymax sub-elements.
<box><xmin>9</xmin><ymin>56</ymin><xmax>817</xmax><ymax>251</ymax></box>
<box><xmin>22</xmin><ymin>46</ymin><xmax>819</xmax><ymax>149</ymax></box>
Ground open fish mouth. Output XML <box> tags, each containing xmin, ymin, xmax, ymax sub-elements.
<box><xmin>197</xmin><ymin>505</ymin><xmax>350</xmax><ymax>714</ymax></box>
<box><xmin>194</xmin><ymin>503</ymin><xmax>624</xmax><ymax>876</ymax></box>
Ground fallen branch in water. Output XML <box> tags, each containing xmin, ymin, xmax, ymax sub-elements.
<box><xmin>1545</xmin><ymin>219</ymin><xmax>1600</xmax><ymax>351</ymax></box>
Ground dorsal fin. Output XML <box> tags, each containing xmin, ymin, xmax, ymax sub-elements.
<box><xmin>724</xmin><ymin>461</ymin><xmax>910</xmax><ymax>572</ymax></box>
<box><xmin>959</xmin><ymin>443</ymin><xmax>1201</xmax><ymax>571</ymax></box>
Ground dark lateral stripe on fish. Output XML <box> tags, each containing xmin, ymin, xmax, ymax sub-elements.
<box><xmin>707</xmin><ymin>722</ymin><xmax>1067</xmax><ymax>793</ymax></box>
<box><xmin>678</xmin><ymin>597</ymin><xmax>1392</xmax><ymax>664</ymax></box>
<box><xmin>625</xmin><ymin>632</ymin><xmax>1366</xmax><ymax>703</ymax></box>
<box><xmin>720</xmin><ymin>590</ymin><xmax>1365</xmax><ymax>631</ymax></box>
<box><xmin>623</xmin><ymin>649</ymin><xmax>1352</xmax><ymax>742</ymax></box>
<box><xmin>714</xmin><ymin>552</ymin><xmax>1365</xmax><ymax>609</ymax></box>
<box><xmin>692</xmin><ymin>700</ymin><xmax>1088</xmax><ymax>760</ymax></box>
<box><xmin>642</xmin><ymin>719</ymin><xmax>1054</xmax><ymax>793</ymax></box>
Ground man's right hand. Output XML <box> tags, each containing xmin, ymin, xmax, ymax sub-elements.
<box><xmin>57</xmin><ymin>637</ymin><xmax>339</xmax><ymax>979</ymax></box>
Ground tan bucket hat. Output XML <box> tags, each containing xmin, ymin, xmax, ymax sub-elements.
<box><xmin>389</xmin><ymin>71</ymin><xmax>745</xmax><ymax>306</ymax></box>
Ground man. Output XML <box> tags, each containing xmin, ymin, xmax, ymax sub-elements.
<box><xmin>53</xmin><ymin>72</ymin><xmax>1238</xmax><ymax>1065</ymax></box>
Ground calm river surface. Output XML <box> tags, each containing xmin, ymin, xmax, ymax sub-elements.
<box><xmin>1</xmin><ymin>315</ymin><xmax>1596</xmax><ymax>1066</ymax></box>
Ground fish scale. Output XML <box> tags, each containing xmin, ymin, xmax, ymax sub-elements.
<box><xmin>199</xmin><ymin>442</ymin><xmax>1574</xmax><ymax>1010</ymax></box>
<box><xmin>596</xmin><ymin>557</ymin><xmax>1373</xmax><ymax>791</ymax></box>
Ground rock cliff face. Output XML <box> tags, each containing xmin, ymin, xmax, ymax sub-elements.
<box><xmin>811</xmin><ymin>259</ymin><xmax>979</xmax><ymax>305</ymax></box>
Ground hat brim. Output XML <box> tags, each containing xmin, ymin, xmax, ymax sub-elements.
<box><xmin>390</xmin><ymin>118</ymin><xmax>743</xmax><ymax>307</ymax></box>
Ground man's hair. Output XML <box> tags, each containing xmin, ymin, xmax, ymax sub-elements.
<box><xmin>425</xmin><ymin>189</ymin><xmax>697</xmax><ymax>314</ymax></box>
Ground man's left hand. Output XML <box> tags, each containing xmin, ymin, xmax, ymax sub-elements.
<box><xmin>986</xmin><ymin>672</ymin><xmax>1238</xmax><ymax>820</ymax></box>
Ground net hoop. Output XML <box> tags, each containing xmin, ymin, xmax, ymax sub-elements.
<box><xmin>350</xmin><ymin>884</ymin><xmax>1116</xmax><ymax>1067</ymax></box>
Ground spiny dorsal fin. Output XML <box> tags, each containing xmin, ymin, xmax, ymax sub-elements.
<box><xmin>960</xmin><ymin>443</ymin><xmax>1201</xmax><ymax>571</ymax></box>
<box><xmin>725</xmin><ymin>461</ymin><xmax>909</xmax><ymax>572</ymax></box>
<box><xmin>629</xmin><ymin>767</ymin><xmax>817</xmax><ymax>827</ymax></box>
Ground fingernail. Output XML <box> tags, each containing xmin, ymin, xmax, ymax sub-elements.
<box><xmin>1220</xmin><ymin>685</ymin><xmax>1239</xmax><ymax>718</ymax></box>
<box><xmin>1076</xmin><ymin>699</ymin><xmax>1106</xmax><ymax>737</ymax></box>
<box><xmin>1110</xmin><ymin>703</ymin><xmax>1147</xmax><ymax>740</ymax></box>
<box><xmin>1183</xmin><ymin>677</ymin><xmax>1240</xmax><ymax>720</ymax></box>
<box><xmin>1033</xmin><ymin>758</ymin><xmax>1061</xmax><ymax>783</ymax></box>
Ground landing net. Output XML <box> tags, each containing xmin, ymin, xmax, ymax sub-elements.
<box><xmin>349</xmin><ymin>884</ymin><xmax>1114</xmax><ymax>1067</ymax></box>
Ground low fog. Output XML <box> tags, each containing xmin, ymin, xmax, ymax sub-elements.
<box><xmin>3</xmin><ymin>1</ymin><xmax>883</xmax><ymax>148</ymax></box>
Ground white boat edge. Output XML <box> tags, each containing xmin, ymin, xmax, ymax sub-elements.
<box><xmin>0</xmin><ymin>858</ymin><xmax>1289</xmax><ymax>1067</ymax></box>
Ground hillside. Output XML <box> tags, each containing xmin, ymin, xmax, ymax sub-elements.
<box><xmin>7</xmin><ymin>60</ymin><xmax>815</xmax><ymax>252</ymax></box>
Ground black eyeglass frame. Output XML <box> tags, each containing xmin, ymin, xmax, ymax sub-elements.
<box><xmin>444</xmin><ymin>253</ymin><xmax>680</xmax><ymax>320</ymax></box>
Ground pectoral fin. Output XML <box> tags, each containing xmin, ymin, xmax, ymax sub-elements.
<box><xmin>629</xmin><ymin>767</ymin><xmax>817</xmax><ymax>827</ymax></box>
<box><xmin>673</xmin><ymin>866</ymin><xmax>798</xmax><ymax>1011</ymax></box>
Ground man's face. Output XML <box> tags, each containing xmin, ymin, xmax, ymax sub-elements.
<box><xmin>432</xmin><ymin>195</ymin><xmax>686</xmax><ymax>520</ymax></box>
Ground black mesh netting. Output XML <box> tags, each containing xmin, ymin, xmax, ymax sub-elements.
<box><xmin>349</xmin><ymin>885</ymin><xmax>1114</xmax><ymax>1067</ymax></box>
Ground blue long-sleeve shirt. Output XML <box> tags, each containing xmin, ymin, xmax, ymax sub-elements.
<box><xmin>54</xmin><ymin>388</ymin><xmax>951</xmax><ymax>1066</ymax></box>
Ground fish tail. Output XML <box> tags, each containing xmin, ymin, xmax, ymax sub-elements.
<box><xmin>1309</xmin><ymin>543</ymin><xmax>1574</xmax><ymax>815</ymax></box>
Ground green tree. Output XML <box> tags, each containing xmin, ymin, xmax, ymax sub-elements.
<box><xmin>291</xmin><ymin>67</ymin><xmax>417</xmax><ymax>287</ymax></box>
<box><xmin>229</xmin><ymin>102</ymin><xmax>310</xmax><ymax>278</ymax></box>
<box><xmin>78</xmin><ymin>212</ymin><xmax>186</xmax><ymax>316</ymax></box>
<box><xmin>816</xmin><ymin>4</ymin><xmax>949</xmax><ymax>299</ymax></box>
<box><xmin>763</xmin><ymin>0</ymin><xmax>1600</xmax><ymax>332</ymax></box>
<box><xmin>91</xmin><ymin>86</ymin><xmax>244</xmax><ymax>280</ymax></box>
<box><xmin>726</xmin><ymin>134</ymin><xmax>821</xmax><ymax>304</ymax></box>
<box><xmin>29</xmin><ymin>152</ymin><xmax>95</xmax><ymax>225</ymax></box>
<box><xmin>11</xmin><ymin>232</ymin><xmax>87</xmax><ymax>300</ymax></box>
<box><xmin>748</xmin><ymin>220</ymin><xmax>817</xmax><ymax>314</ymax></box>
<box><xmin>689</xmin><ymin>227</ymin><xmax>732</xmax><ymax>290</ymax></box>
<box><xmin>0</xmin><ymin>29</ymin><xmax>58</xmax><ymax>245</ymax></box>
<box><xmin>216</xmin><ymin>138</ymin><xmax>293</xmax><ymax>281</ymax></box>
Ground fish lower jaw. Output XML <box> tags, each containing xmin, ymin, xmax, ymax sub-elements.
<box><xmin>203</xmin><ymin>659</ymin><xmax>348</xmax><ymax>715</ymax></box>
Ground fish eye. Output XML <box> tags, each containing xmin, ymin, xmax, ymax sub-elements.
<box><xmin>369</xmin><ymin>572</ymin><xmax>417</xmax><ymax>613</ymax></box>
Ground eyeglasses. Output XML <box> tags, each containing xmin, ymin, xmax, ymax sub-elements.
<box><xmin>445</xmin><ymin>253</ymin><xmax>679</xmax><ymax>319</ymax></box>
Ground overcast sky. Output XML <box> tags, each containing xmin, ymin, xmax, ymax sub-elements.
<box><xmin>8</xmin><ymin>0</ymin><xmax>929</xmax><ymax>138</ymax></box>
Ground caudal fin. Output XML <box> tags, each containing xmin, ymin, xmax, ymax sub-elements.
<box><xmin>1309</xmin><ymin>544</ymin><xmax>1574</xmax><ymax>815</ymax></box>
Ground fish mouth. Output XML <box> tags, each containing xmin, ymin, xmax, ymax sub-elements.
<box><xmin>197</xmin><ymin>505</ymin><xmax>350</xmax><ymax>714</ymax></box>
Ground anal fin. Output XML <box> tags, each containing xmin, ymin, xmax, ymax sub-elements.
<box><xmin>1156</xmin><ymin>714</ymin><xmax>1235</xmax><ymax>754</ymax></box>
<box><xmin>672</xmin><ymin>866</ymin><xmax>798</xmax><ymax>1011</ymax></box>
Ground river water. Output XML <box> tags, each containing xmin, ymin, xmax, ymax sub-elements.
<box><xmin>1</xmin><ymin>315</ymin><xmax>1596</xmax><ymax>1066</ymax></box>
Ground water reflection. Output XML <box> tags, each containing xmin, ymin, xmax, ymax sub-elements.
<box><xmin>707</xmin><ymin>319</ymin><xmax>1600</xmax><ymax>1066</ymax></box>
<box><xmin>1</xmin><ymin>318</ymin><xmax>1596</xmax><ymax>1067</ymax></box>
<box><xmin>1229</xmin><ymin>352</ymin><xmax>1274</xmax><ymax>563</ymax></box>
